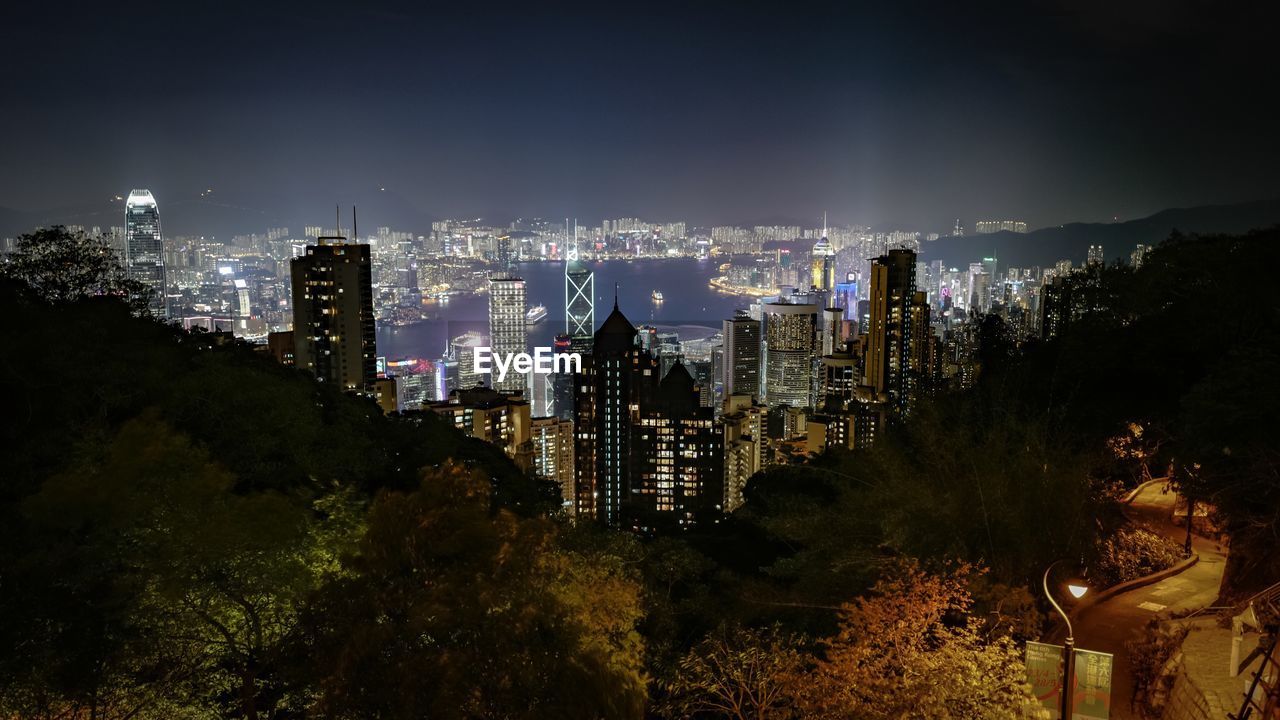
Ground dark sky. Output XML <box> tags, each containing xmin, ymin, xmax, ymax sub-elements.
<box><xmin>3</xmin><ymin>1</ymin><xmax>1278</xmax><ymax>231</ymax></box>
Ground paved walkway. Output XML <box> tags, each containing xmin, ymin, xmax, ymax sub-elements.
<box><xmin>1070</xmin><ymin>481</ymin><xmax>1229</xmax><ymax>719</ymax></box>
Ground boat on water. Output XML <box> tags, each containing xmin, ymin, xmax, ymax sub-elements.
<box><xmin>651</xmin><ymin>290</ymin><xmax>664</xmax><ymax>303</ymax></box>
<box><xmin>526</xmin><ymin>305</ymin><xmax>548</xmax><ymax>324</ymax></box>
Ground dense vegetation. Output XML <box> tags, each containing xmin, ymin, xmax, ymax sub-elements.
<box><xmin>1</xmin><ymin>225</ymin><xmax>1275</xmax><ymax>718</ymax></box>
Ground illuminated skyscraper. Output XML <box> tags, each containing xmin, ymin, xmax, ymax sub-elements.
<box><xmin>532</xmin><ymin>416</ymin><xmax>575</xmax><ymax>512</ymax></box>
<box><xmin>488</xmin><ymin>276</ymin><xmax>528</xmax><ymax>394</ymax></box>
<box><xmin>863</xmin><ymin>249</ymin><xmax>917</xmax><ymax>415</ymax></box>
<box><xmin>810</xmin><ymin>236</ymin><xmax>835</xmax><ymax>291</ymax></box>
<box><xmin>565</xmin><ymin>260</ymin><xmax>595</xmax><ymax>352</ymax></box>
<box><xmin>762</xmin><ymin>302</ymin><xmax>818</xmax><ymax>407</ymax></box>
<box><xmin>573</xmin><ymin>301</ymin><xmax>659</xmax><ymax>526</ymax></box>
<box><xmin>632</xmin><ymin>362</ymin><xmax>723</xmax><ymax>529</ymax></box>
<box><xmin>722</xmin><ymin>313</ymin><xmax>761</xmax><ymax>400</ymax></box>
<box><xmin>291</xmin><ymin>236</ymin><xmax>377</xmax><ymax>392</ymax></box>
<box><xmin>124</xmin><ymin>189</ymin><xmax>167</xmax><ymax>317</ymax></box>
<box><xmin>1087</xmin><ymin>244</ymin><xmax>1105</xmax><ymax>266</ymax></box>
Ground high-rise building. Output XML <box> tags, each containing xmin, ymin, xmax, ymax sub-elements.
<box><xmin>810</xmin><ymin>235</ymin><xmax>835</xmax><ymax>290</ymax></box>
<box><xmin>863</xmin><ymin>249</ymin><xmax>917</xmax><ymax>415</ymax></box>
<box><xmin>722</xmin><ymin>394</ymin><xmax>766</xmax><ymax>512</ymax></box>
<box><xmin>291</xmin><ymin>237</ymin><xmax>377</xmax><ymax>392</ymax></box>
<box><xmin>124</xmin><ymin>189</ymin><xmax>167</xmax><ymax>317</ymax></box>
<box><xmin>632</xmin><ymin>362</ymin><xmax>723</xmax><ymax>529</ymax></box>
<box><xmin>573</xmin><ymin>301</ymin><xmax>659</xmax><ymax>526</ymax></box>
<box><xmin>1087</xmin><ymin>244</ymin><xmax>1105</xmax><ymax>266</ymax></box>
<box><xmin>488</xmin><ymin>277</ymin><xmax>528</xmax><ymax>394</ymax></box>
<box><xmin>532</xmin><ymin>416</ymin><xmax>575</xmax><ymax>513</ymax></box>
<box><xmin>762</xmin><ymin>302</ymin><xmax>818</xmax><ymax>407</ymax></box>
<box><xmin>723</xmin><ymin>313</ymin><xmax>761</xmax><ymax>400</ymax></box>
<box><xmin>565</xmin><ymin>260</ymin><xmax>595</xmax><ymax>352</ymax></box>
<box><xmin>975</xmin><ymin>220</ymin><xmax>1028</xmax><ymax>234</ymax></box>
<box><xmin>426</xmin><ymin>386</ymin><xmax>533</xmax><ymax>472</ymax></box>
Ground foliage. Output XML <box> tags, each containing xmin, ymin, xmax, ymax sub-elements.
<box><xmin>4</xmin><ymin>413</ymin><xmax>358</xmax><ymax>719</ymax></box>
<box><xmin>796</xmin><ymin>560</ymin><xmax>1038</xmax><ymax>720</ymax></box>
<box><xmin>1091</xmin><ymin>525</ymin><xmax>1185</xmax><ymax>589</ymax></box>
<box><xmin>1124</xmin><ymin>620</ymin><xmax>1189</xmax><ymax>716</ymax></box>
<box><xmin>0</xmin><ymin>225</ymin><xmax>150</xmax><ymax>312</ymax></box>
<box><xmin>659</xmin><ymin>625</ymin><xmax>805</xmax><ymax>720</ymax></box>
<box><xmin>292</xmin><ymin>463</ymin><xmax>648</xmax><ymax>719</ymax></box>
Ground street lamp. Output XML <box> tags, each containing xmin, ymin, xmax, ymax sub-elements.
<box><xmin>1044</xmin><ymin>559</ymin><xmax>1089</xmax><ymax>720</ymax></box>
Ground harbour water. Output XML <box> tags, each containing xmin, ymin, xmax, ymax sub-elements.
<box><xmin>376</xmin><ymin>257</ymin><xmax>750</xmax><ymax>361</ymax></box>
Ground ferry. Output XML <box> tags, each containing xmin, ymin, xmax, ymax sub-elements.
<box><xmin>526</xmin><ymin>305</ymin><xmax>548</xmax><ymax>324</ymax></box>
<box><xmin>651</xmin><ymin>290</ymin><xmax>664</xmax><ymax>303</ymax></box>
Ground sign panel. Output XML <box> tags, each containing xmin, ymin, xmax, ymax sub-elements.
<box><xmin>1024</xmin><ymin>642</ymin><xmax>1113</xmax><ymax>719</ymax></box>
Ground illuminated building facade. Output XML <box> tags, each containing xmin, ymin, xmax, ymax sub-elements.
<box><xmin>290</xmin><ymin>238</ymin><xmax>377</xmax><ymax>392</ymax></box>
<box><xmin>124</xmin><ymin>189</ymin><xmax>167</xmax><ymax>317</ymax></box>
<box><xmin>762</xmin><ymin>302</ymin><xmax>817</xmax><ymax>407</ymax></box>
<box><xmin>488</xmin><ymin>276</ymin><xmax>528</xmax><ymax>394</ymax></box>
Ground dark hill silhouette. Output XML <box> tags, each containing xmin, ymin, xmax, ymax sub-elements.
<box><xmin>919</xmin><ymin>198</ymin><xmax>1280</xmax><ymax>269</ymax></box>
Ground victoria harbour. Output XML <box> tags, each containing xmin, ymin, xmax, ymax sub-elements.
<box><xmin>377</xmin><ymin>257</ymin><xmax>744</xmax><ymax>360</ymax></box>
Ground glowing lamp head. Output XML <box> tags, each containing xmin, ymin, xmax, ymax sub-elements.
<box><xmin>1067</xmin><ymin>582</ymin><xmax>1089</xmax><ymax>599</ymax></box>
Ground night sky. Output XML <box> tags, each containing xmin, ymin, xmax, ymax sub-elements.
<box><xmin>3</xmin><ymin>1</ymin><xmax>1278</xmax><ymax>231</ymax></box>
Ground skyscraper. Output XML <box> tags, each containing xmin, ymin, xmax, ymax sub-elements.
<box><xmin>565</xmin><ymin>260</ymin><xmax>595</xmax><ymax>352</ymax></box>
<box><xmin>632</xmin><ymin>362</ymin><xmax>723</xmax><ymax>529</ymax></box>
<box><xmin>573</xmin><ymin>301</ymin><xmax>659</xmax><ymax>526</ymax></box>
<box><xmin>124</xmin><ymin>189</ymin><xmax>167</xmax><ymax>317</ymax></box>
<box><xmin>291</xmin><ymin>237</ymin><xmax>377</xmax><ymax>392</ymax></box>
<box><xmin>488</xmin><ymin>276</ymin><xmax>528</xmax><ymax>394</ymax></box>
<box><xmin>810</xmin><ymin>235</ymin><xmax>835</xmax><ymax>291</ymax></box>
<box><xmin>863</xmin><ymin>249</ymin><xmax>917</xmax><ymax>415</ymax></box>
<box><xmin>532</xmin><ymin>416</ymin><xmax>575</xmax><ymax>513</ymax></box>
<box><xmin>762</xmin><ymin>302</ymin><xmax>818</xmax><ymax>407</ymax></box>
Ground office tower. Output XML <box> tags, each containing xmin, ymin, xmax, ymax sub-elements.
<box><xmin>1087</xmin><ymin>244</ymin><xmax>1104</xmax><ymax>266</ymax></box>
<box><xmin>818</xmin><ymin>352</ymin><xmax>859</xmax><ymax>410</ymax></box>
<box><xmin>863</xmin><ymin>249</ymin><xmax>917</xmax><ymax>415</ymax></box>
<box><xmin>821</xmin><ymin>307</ymin><xmax>844</xmax><ymax>356</ymax></box>
<box><xmin>810</xmin><ymin>235</ymin><xmax>835</xmax><ymax>290</ymax></box>
<box><xmin>495</xmin><ymin>234</ymin><xmax>514</xmax><ymax>271</ymax></box>
<box><xmin>550</xmin><ymin>334</ymin><xmax>576</xmax><ymax>420</ymax></box>
<box><xmin>124</xmin><ymin>189</ymin><xmax>167</xmax><ymax>317</ymax></box>
<box><xmin>573</xmin><ymin>301</ymin><xmax>659</xmax><ymax>526</ymax></box>
<box><xmin>722</xmin><ymin>394</ymin><xmax>766</xmax><ymax>511</ymax></box>
<box><xmin>426</xmin><ymin>386</ymin><xmax>533</xmax><ymax>472</ymax></box>
<box><xmin>452</xmin><ymin>331</ymin><xmax>487</xmax><ymax>389</ymax></box>
<box><xmin>566</xmin><ymin>260</ymin><xmax>595</xmax><ymax>353</ymax></box>
<box><xmin>488</xmin><ymin>277</ymin><xmax>528</xmax><ymax>394</ymax></box>
<box><xmin>762</xmin><ymin>302</ymin><xmax>817</xmax><ymax>407</ymax></box>
<box><xmin>632</xmin><ymin>363</ymin><xmax>723</xmax><ymax>529</ymax></box>
<box><xmin>532</xmin><ymin>416</ymin><xmax>575</xmax><ymax>513</ymax></box>
<box><xmin>291</xmin><ymin>237</ymin><xmax>377</xmax><ymax>392</ymax></box>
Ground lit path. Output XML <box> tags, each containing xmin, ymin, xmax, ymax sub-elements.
<box><xmin>1071</xmin><ymin>481</ymin><xmax>1228</xmax><ymax>719</ymax></box>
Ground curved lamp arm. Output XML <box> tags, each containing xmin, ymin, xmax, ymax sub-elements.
<box><xmin>1043</xmin><ymin>558</ymin><xmax>1073</xmax><ymax>641</ymax></box>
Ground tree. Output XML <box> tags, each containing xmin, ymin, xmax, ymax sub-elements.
<box><xmin>8</xmin><ymin>413</ymin><xmax>356</xmax><ymax>719</ymax></box>
<box><xmin>660</xmin><ymin>625</ymin><xmax>805</xmax><ymax>720</ymax></box>
<box><xmin>798</xmin><ymin>561</ymin><xmax>1036</xmax><ymax>720</ymax></box>
<box><xmin>294</xmin><ymin>462</ymin><xmax>647</xmax><ymax>719</ymax></box>
<box><xmin>0</xmin><ymin>225</ymin><xmax>150</xmax><ymax>312</ymax></box>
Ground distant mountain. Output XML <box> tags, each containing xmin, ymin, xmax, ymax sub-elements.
<box><xmin>920</xmin><ymin>198</ymin><xmax>1280</xmax><ymax>269</ymax></box>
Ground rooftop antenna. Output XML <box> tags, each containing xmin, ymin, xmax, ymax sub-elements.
<box><xmin>335</xmin><ymin>205</ymin><xmax>341</xmax><ymax>239</ymax></box>
<box><xmin>614</xmin><ymin>282</ymin><xmax>619</xmax><ymax>309</ymax></box>
<box><xmin>352</xmin><ymin>205</ymin><xmax>358</xmax><ymax>243</ymax></box>
<box><xmin>822</xmin><ymin>211</ymin><xmax>828</xmax><ymax>238</ymax></box>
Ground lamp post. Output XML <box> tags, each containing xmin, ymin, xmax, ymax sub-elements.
<box><xmin>1043</xmin><ymin>559</ymin><xmax>1089</xmax><ymax>719</ymax></box>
